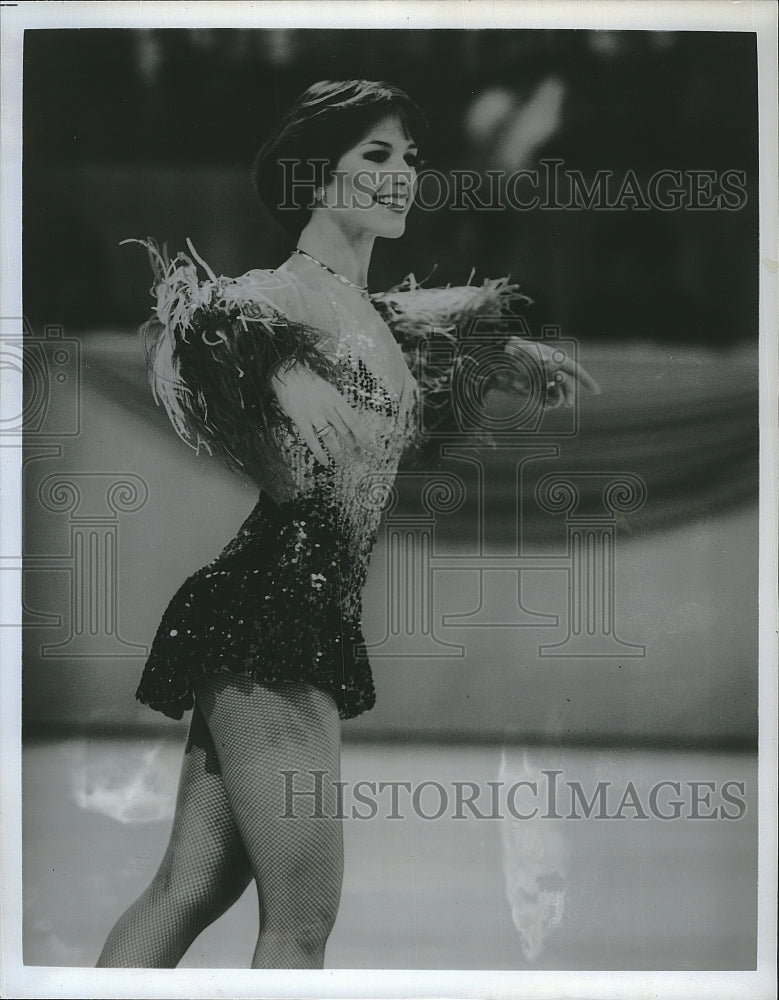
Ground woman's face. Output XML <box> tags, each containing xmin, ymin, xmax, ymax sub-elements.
<box><xmin>319</xmin><ymin>112</ymin><xmax>419</xmax><ymax>240</ymax></box>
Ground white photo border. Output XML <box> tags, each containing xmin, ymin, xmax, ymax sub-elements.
<box><xmin>1</xmin><ymin>2</ymin><xmax>776</xmax><ymax>998</ymax></box>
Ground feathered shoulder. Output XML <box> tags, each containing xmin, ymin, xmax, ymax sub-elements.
<box><xmin>124</xmin><ymin>237</ymin><xmax>339</xmax><ymax>495</ymax></box>
<box><xmin>371</xmin><ymin>269</ymin><xmax>529</xmax><ymax>343</ymax></box>
<box><xmin>371</xmin><ymin>270</ymin><xmax>532</xmax><ymax>452</ymax></box>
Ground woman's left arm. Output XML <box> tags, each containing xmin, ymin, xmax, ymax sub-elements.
<box><xmin>373</xmin><ymin>274</ymin><xmax>600</xmax><ymax>438</ymax></box>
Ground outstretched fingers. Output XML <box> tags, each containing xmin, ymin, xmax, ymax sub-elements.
<box><xmin>551</xmin><ymin>355</ymin><xmax>602</xmax><ymax>396</ymax></box>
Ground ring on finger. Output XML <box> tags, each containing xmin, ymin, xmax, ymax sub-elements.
<box><xmin>315</xmin><ymin>423</ymin><xmax>333</xmax><ymax>436</ymax></box>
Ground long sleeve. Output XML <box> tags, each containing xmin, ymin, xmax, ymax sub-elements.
<box><xmin>127</xmin><ymin>238</ymin><xmax>340</xmax><ymax>496</ymax></box>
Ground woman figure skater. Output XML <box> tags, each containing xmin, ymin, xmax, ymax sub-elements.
<box><xmin>96</xmin><ymin>79</ymin><xmax>597</xmax><ymax>970</ymax></box>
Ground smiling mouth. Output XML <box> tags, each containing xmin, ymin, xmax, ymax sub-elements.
<box><xmin>372</xmin><ymin>193</ymin><xmax>408</xmax><ymax>212</ymax></box>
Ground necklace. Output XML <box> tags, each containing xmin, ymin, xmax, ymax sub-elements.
<box><xmin>292</xmin><ymin>248</ymin><xmax>370</xmax><ymax>297</ymax></box>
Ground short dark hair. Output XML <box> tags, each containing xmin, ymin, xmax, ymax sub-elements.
<box><xmin>251</xmin><ymin>79</ymin><xmax>428</xmax><ymax>237</ymax></box>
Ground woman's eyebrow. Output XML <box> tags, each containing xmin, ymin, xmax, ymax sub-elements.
<box><xmin>362</xmin><ymin>138</ymin><xmax>419</xmax><ymax>150</ymax></box>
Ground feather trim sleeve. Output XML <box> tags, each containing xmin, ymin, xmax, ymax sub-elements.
<box><xmin>125</xmin><ymin>238</ymin><xmax>340</xmax><ymax>496</ymax></box>
<box><xmin>371</xmin><ymin>271</ymin><xmax>532</xmax><ymax>462</ymax></box>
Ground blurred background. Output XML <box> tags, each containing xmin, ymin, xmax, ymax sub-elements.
<box><xmin>24</xmin><ymin>28</ymin><xmax>758</xmax><ymax>339</ymax></box>
<box><xmin>20</xmin><ymin>28</ymin><xmax>759</xmax><ymax>970</ymax></box>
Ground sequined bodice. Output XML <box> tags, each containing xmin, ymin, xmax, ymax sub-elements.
<box><xmin>230</xmin><ymin>256</ymin><xmax>420</xmax><ymax>619</ymax></box>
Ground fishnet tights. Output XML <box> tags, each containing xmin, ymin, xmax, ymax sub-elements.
<box><xmin>96</xmin><ymin>676</ymin><xmax>343</xmax><ymax>969</ymax></box>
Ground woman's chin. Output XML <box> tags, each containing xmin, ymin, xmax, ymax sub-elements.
<box><xmin>375</xmin><ymin>217</ymin><xmax>408</xmax><ymax>240</ymax></box>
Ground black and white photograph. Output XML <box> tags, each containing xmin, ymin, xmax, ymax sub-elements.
<box><xmin>1</xmin><ymin>2</ymin><xmax>777</xmax><ymax>998</ymax></box>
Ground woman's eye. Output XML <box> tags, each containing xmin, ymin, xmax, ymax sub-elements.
<box><xmin>362</xmin><ymin>149</ymin><xmax>419</xmax><ymax>168</ymax></box>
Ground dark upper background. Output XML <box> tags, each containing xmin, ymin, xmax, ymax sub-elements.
<box><xmin>19</xmin><ymin>29</ymin><xmax>760</xmax><ymax>742</ymax></box>
<box><xmin>23</xmin><ymin>28</ymin><xmax>758</xmax><ymax>344</ymax></box>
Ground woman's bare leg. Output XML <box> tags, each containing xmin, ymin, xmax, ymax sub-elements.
<box><xmin>96</xmin><ymin>705</ymin><xmax>252</xmax><ymax>967</ymax></box>
<box><xmin>195</xmin><ymin>675</ymin><xmax>343</xmax><ymax>969</ymax></box>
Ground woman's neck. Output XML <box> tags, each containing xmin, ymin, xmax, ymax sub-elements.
<box><xmin>295</xmin><ymin>214</ymin><xmax>374</xmax><ymax>288</ymax></box>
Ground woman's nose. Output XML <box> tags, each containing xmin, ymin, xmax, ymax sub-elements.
<box><xmin>384</xmin><ymin>163</ymin><xmax>414</xmax><ymax>190</ymax></box>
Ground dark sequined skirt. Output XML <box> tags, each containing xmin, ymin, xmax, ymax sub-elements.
<box><xmin>135</xmin><ymin>488</ymin><xmax>376</xmax><ymax>721</ymax></box>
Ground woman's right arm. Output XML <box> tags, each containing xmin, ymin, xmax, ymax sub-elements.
<box><xmin>129</xmin><ymin>238</ymin><xmax>368</xmax><ymax>491</ymax></box>
<box><xmin>236</xmin><ymin>267</ymin><xmax>373</xmax><ymax>466</ymax></box>
<box><xmin>270</xmin><ymin>362</ymin><xmax>372</xmax><ymax>467</ymax></box>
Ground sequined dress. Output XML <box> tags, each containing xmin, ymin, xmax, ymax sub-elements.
<box><xmin>132</xmin><ymin>242</ymin><xmax>521</xmax><ymax>722</ymax></box>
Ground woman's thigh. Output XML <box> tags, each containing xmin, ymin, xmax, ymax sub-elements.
<box><xmin>158</xmin><ymin>703</ymin><xmax>252</xmax><ymax>902</ymax></box>
<box><xmin>193</xmin><ymin>675</ymin><xmax>344</xmax><ymax>928</ymax></box>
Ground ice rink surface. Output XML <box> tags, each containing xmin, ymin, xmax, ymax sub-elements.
<box><xmin>23</xmin><ymin>738</ymin><xmax>756</xmax><ymax>970</ymax></box>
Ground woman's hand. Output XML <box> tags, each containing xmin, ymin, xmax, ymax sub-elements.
<box><xmin>503</xmin><ymin>337</ymin><xmax>601</xmax><ymax>409</ymax></box>
<box><xmin>271</xmin><ymin>362</ymin><xmax>373</xmax><ymax>466</ymax></box>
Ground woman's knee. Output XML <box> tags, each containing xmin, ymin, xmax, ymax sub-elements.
<box><xmin>154</xmin><ymin>853</ymin><xmax>251</xmax><ymax>922</ymax></box>
<box><xmin>261</xmin><ymin>895</ymin><xmax>341</xmax><ymax>953</ymax></box>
